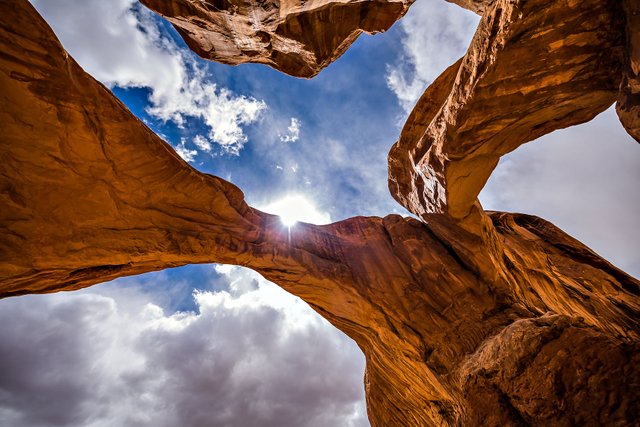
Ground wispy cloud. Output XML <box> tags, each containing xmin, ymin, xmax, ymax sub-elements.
<box><xmin>30</xmin><ymin>0</ymin><xmax>265</xmax><ymax>155</ymax></box>
<box><xmin>279</xmin><ymin>117</ymin><xmax>301</xmax><ymax>143</ymax></box>
<box><xmin>174</xmin><ymin>138</ymin><xmax>198</xmax><ymax>162</ymax></box>
<box><xmin>385</xmin><ymin>0</ymin><xmax>478</xmax><ymax>111</ymax></box>
<box><xmin>193</xmin><ymin>135</ymin><xmax>212</xmax><ymax>152</ymax></box>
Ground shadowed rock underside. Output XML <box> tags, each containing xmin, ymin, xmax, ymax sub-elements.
<box><xmin>0</xmin><ymin>0</ymin><xmax>638</xmax><ymax>426</ymax></box>
<box><xmin>617</xmin><ymin>0</ymin><xmax>640</xmax><ymax>142</ymax></box>
<box><xmin>140</xmin><ymin>0</ymin><xmax>414</xmax><ymax>78</ymax></box>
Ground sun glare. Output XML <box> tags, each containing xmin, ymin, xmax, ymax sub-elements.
<box><xmin>260</xmin><ymin>195</ymin><xmax>331</xmax><ymax>227</ymax></box>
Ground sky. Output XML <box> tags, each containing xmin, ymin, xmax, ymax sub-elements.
<box><xmin>1</xmin><ymin>1</ymin><xmax>638</xmax><ymax>426</ymax></box>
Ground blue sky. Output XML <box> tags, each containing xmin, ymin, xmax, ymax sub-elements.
<box><xmin>120</xmin><ymin>10</ymin><xmax>410</xmax><ymax>220</ymax></box>
<box><xmin>1</xmin><ymin>1</ymin><xmax>638</xmax><ymax>426</ymax></box>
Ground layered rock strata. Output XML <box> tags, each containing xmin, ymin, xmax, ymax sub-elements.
<box><xmin>139</xmin><ymin>0</ymin><xmax>413</xmax><ymax>78</ymax></box>
<box><xmin>1</xmin><ymin>1</ymin><xmax>639</xmax><ymax>426</ymax></box>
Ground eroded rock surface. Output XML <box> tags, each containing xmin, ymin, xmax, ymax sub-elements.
<box><xmin>139</xmin><ymin>0</ymin><xmax>413</xmax><ymax>78</ymax></box>
<box><xmin>445</xmin><ymin>0</ymin><xmax>485</xmax><ymax>14</ymax></box>
<box><xmin>388</xmin><ymin>0</ymin><xmax>626</xmax><ymax>222</ymax></box>
<box><xmin>617</xmin><ymin>0</ymin><xmax>640</xmax><ymax>142</ymax></box>
<box><xmin>1</xmin><ymin>1</ymin><xmax>639</xmax><ymax>426</ymax></box>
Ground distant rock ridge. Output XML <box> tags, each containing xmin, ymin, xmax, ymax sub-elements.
<box><xmin>0</xmin><ymin>0</ymin><xmax>638</xmax><ymax>426</ymax></box>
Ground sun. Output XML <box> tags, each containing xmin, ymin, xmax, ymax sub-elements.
<box><xmin>260</xmin><ymin>194</ymin><xmax>331</xmax><ymax>227</ymax></box>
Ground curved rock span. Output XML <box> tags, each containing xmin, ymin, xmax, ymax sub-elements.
<box><xmin>1</xmin><ymin>0</ymin><xmax>638</xmax><ymax>426</ymax></box>
<box><xmin>388</xmin><ymin>0</ymin><xmax>627</xmax><ymax>222</ymax></box>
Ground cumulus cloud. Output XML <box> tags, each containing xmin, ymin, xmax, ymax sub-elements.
<box><xmin>0</xmin><ymin>266</ymin><xmax>368</xmax><ymax>427</ymax></box>
<box><xmin>279</xmin><ymin>118</ymin><xmax>301</xmax><ymax>143</ymax></box>
<box><xmin>30</xmin><ymin>0</ymin><xmax>265</xmax><ymax>155</ymax></box>
<box><xmin>385</xmin><ymin>0</ymin><xmax>479</xmax><ymax>111</ymax></box>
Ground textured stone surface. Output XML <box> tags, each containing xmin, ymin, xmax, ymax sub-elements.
<box><xmin>1</xmin><ymin>1</ymin><xmax>639</xmax><ymax>426</ymax></box>
<box><xmin>140</xmin><ymin>0</ymin><xmax>412</xmax><ymax>78</ymax></box>
<box><xmin>445</xmin><ymin>0</ymin><xmax>485</xmax><ymax>14</ymax></box>
<box><xmin>617</xmin><ymin>0</ymin><xmax>640</xmax><ymax>142</ymax></box>
<box><xmin>389</xmin><ymin>0</ymin><xmax>626</xmax><ymax>222</ymax></box>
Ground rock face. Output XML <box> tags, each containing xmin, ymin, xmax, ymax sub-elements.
<box><xmin>617</xmin><ymin>0</ymin><xmax>640</xmax><ymax>142</ymax></box>
<box><xmin>388</xmin><ymin>0</ymin><xmax>626</xmax><ymax>222</ymax></box>
<box><xmin>139</xmin><ymin>0</ymin><xmax>413</xmax><ymax>78</ymax></box>
<box><xmin>1</xmin><ymin>1</ymin><xmax>639</xmax><ymax>426</ymax></box>
<box><xmin>445</xmin><ymin>0</ymin><xmax>485</xmax><ymax>14</ymax></box>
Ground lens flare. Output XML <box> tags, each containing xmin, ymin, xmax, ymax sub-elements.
<box><xmin>260</xmin><ymin>195</ymin><xmax>331</xmax><ymax>227</ymax></box>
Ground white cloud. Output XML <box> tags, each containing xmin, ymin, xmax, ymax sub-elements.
<box><xmin>192</xmin><ymin>135</ymin><xmax>212</xmax><ymax>152</ymax></box>
<box><xmin>30</xmin><ymin>0</ymin><xmax>265</xmax><ymax>155</ymax></box>
<box><xmin>279</xmin><ymin>117</ymin><xmax>301</xmax><ymax>143</ymax></box>
<box><xmin>213</xmin><ymin>265</ymin><xmax>326</xmax><ymax>328</ymax></box>
<box><xmin>0</xmin><ymin>268</ymin><xmax>369</xmax><ymax>427</ymax></box>
<box><xmin>385</xmin><ymin>0</ymin><xmax>479</xmax><ymax>111</ymax></box>
<box><xmin>174</xmin><ymin>138</ymin><xmax>198</xmax><ymax>163</ymax></box>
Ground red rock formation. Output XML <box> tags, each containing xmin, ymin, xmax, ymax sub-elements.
<box><xmin>139</xmin><ymin>0</ymin><xmax>413</xmax><ymax>78</ymax></box>
<box><xmin>617</xmin><ymin>0</ymin><xmax>640</xmax><ymax>142</ymax></box>
<box><xmin>445</xmin><ymin>0</ymin><xmax>485</xmax><ymax>14</ymax></box>
<box><xmin>1</xmin><ymin>1</ymin><xmax>639</xmax><ymax>426</ymax></box>
<box><xmin>388</xmin><ymin>0</ymin><xmax>626</xmax><ymax>223</ymax></box>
